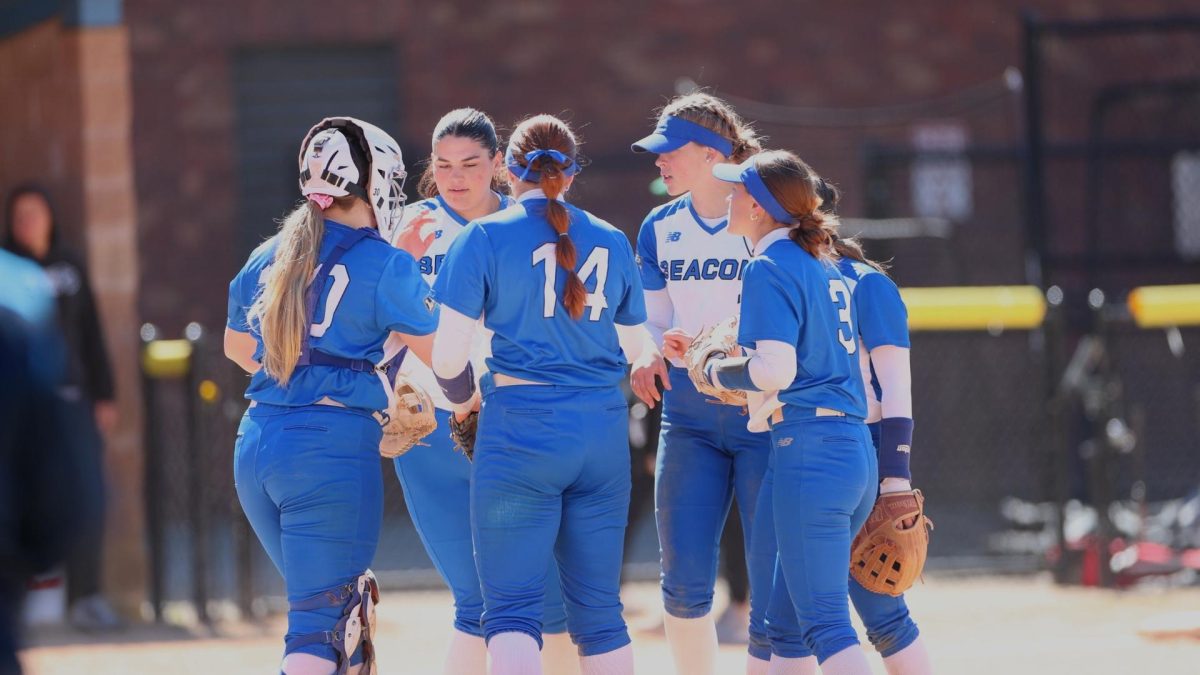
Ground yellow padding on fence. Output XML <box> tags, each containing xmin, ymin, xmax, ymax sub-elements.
<box><xmin>142</xmin><ymin>339</ymin><xmax>193</xmax><ymax>379</ymax></box>
<box><xmin>1127</xmin><ymin>285</ymin><xmax>1200</xmax><ymax>328</ymax></box>
<box><xmin>901</xmin><ymin>286</ymin><xmax>1046</xmax><ymax>331</ymax></box>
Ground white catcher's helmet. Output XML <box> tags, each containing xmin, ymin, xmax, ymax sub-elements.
<box><xmin>298</xmin><ymin>117</ymin><xmax>408</xmax><ymax>241</ymax></box>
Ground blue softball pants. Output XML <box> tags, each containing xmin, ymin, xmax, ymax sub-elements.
<box><xmin>393</xmin><ymin>407</ymin><xmax>569</xmax><ymax>636</ymax></box>
<box><xmin>753</xmin><ymin>412</ymin><xmax>919</xmax><ymax>662</ymax></box>
<box><xmin>234</xmin><ymin>403</ymin><xmax>383</xmax><ymax>664</ymax></box>
<box><xmin>471</xmin><ymin>381</ymin><xmax>631</xmax><ymax>656</ymax></box>
<box><xmin>655</xmin><ymin>367</ymin><xmax>774</xmax><ymax>659</ymax></box>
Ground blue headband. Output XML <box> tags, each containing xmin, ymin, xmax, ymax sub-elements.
<box><xmin>712</xmin><ymin>155</ymin><xmax>795</xmax><ymax>224</ymax></box>
<box><xmin>505</xmin><ymin>147</ymin><xmax>580</xmax><ymax>183</ymax></box>
<box><xmin>630</xmin><ymin>115</ymin><xmax>735</xmax><ymax>157</ymax></box>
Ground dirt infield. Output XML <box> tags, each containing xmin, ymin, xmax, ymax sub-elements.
<box><xmin>20</xmin><ymin>575</ymin><xmax>1200</xmax><ymax>674</ymax></box>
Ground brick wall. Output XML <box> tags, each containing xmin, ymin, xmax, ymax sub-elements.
<box><xmin>76</xmin><ymin>24</ymin><xmax>146</xmax><ymax>616</ymax></box>
<box><xmin>125</xmin><ymin>0</ymin><xmax>1200</xmax><ymax>333</ymax></box>
<box><xmin>0</xmin><ymin>19</ymin><xmax>85</xmax><ymax>246</ymax></box>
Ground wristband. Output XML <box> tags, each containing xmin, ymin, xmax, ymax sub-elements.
<box><xmin>708</xmin><ymin>355</ymin><xmax>760</xmax><ymax>392</ymax></box>
<box><xmin>877</xmin><ymin>417</ymin><xmax>913</xmax><ymax>480</ymax></box>
<box><xmin>435</xmin><ymin>362</ymin><xmax>476</xmax><ymax>405</ymax></box>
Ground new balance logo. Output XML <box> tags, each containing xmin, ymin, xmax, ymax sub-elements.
<box><xmin>666</xmin><ymin>231</ymin><xmax>682</xmax><ymax>243</ymax></box>
<box><xmin>776</xmin><ymin>437</ymin><xmax>794</xmax><ymax>447</ymax></box>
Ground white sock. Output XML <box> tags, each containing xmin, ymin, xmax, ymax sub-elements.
<box><xmin>444</xmin><ymin>629</ymin><xmax>488</xmax><ymax>675</ymax></box>
<box><xmin>281</xmin><ymin>652</ymin><xmax>336</xmax><ymax>675</ymax></box>
<box><xmin>767</xmin><ymin>655</ymin><xmax>817</xmax><ymax>675</ymax></box>
<box><xmin>541</xmin><ymin>632</ymin><xmax>580</xmax><ymax>675</ymax></box>
<box><xmin>663</xmin><ymin>613</ymin><xmax>717</xmax><ymax>675</ymax></box>
<box><xmin>882</xmin><ymin>637</ymin><xmax>933</xmax><ymax>675</ymax></box>
<box><xmin>488</xmin><ymin>631</ymin><xmax>542</xmax><ymax>675</ymax></box>
<box><xmin>819</xmin><ymin>645</ymin><xmax>872</xmax><ymax>675</ymax></box>
<box><xmin>746</xmin><ymin>654</ymin><xmax>770</xmax><ymax>675</ymax></box>
<box><xmin>579</xmin><ymin>644</ymin><xmax>633</xmax><ymax>675</ymax></box>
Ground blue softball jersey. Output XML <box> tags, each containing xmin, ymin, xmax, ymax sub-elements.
<box><xmin>227</xmin><ymin>220</ymin><xmax>438</xmax><ymax>412</ymax></box>
<box><xmin>432</xmin><ymin>193</ymin><xmax>647</xmax><ymax>387</ymax></box>
<box><xmin>737</xmin><ymin>232</ymin><xmax>866</xmax><ymax>417</ymax></box>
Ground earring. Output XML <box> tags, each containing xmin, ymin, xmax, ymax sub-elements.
<box><xmin>751</xmin><ymin>213</ymin><xmax>759</xmax><ymax>222</ymax></box>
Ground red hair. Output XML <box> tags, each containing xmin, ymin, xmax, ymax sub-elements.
<box><xmin>508</xmin><ymin>115</ymin><xmax>586</xmax><ymax>319</ymax></box>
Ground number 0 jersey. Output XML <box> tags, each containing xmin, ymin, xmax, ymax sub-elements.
<box><xmin>227</xmin><ymin>220</ymin><xmax>438</xmax><ymax>412</ymax></box>
<box><xmin>433</xmin><ymin>191</ymin><xmax>647</xmax><ymax>388</ymax></box>
<box><xmin>737</xmin><ymin>230</ymin><xmax>866</xmax><ymax>417</ymax></box>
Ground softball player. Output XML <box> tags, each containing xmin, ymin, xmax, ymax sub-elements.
<box><xmin>628</xmin><ymin>93</ymin><xmax>776</xmax><ymax>675</ymax></box>
<box><xmin>833</xmin><ymin>240</ymin><xmax>933</xmax><ymax>674</ymax></box>
<box><xmin>387</xmin><ymin>108</ymin><xmax>576</xmax><ymax>675</ymax></box>
<box><xmin>699</xmin><ymin>150</ymin><xmax>877</xmax><ymax>675</ymax></box>
<box><xmin>225</xmin><ymin>117</ymin><xmax>435</xmax><ymax>675</ymax></box>
<box><xmin>739</xmin><ymin>212</ymin><xmax>935</xmax><ymax>673</ymax></box>
<box><xmin>431</xmin><ymin>114</ymin><xmax>655</xmax><ymax>675</ymax></box>
<box><xmin>827</xmin><ymin>178</ymin><xmax>932</xmax><ymax>672</ymax></box>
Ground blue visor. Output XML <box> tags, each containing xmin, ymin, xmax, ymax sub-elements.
<box><xmin>631</xmin><ymin>115</ymin><xmax>734</xmax><ymax>157</ymax></box>
<box><xmin>712</xmin><ymin>156</ymin><xmax>794</xmax><ymax>224</ymax></box>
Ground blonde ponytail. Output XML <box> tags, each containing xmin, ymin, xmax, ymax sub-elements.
<box><xmin>250</xmin><ymin>200</ymin><xmax>325</xmax><ymax>386</ymax></box>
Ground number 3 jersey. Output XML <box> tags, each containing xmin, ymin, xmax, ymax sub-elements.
<box><xmin>433</xmin><ymin>191</ymin><xmax>647</xmax><ymax>388</ymax></box>
<box><xmin>391</xmin><ymin>194</ymin><xmax>510</xmax><ymax>411</ymax></box>
<box><xmin>227</xmin><ymin>220</ymin><xmax>438</xmax><ymax>412</ymax></box>
<box><xmin>736</xmin><ymin>229</ymin><xmax>867</xmax><ymax>417</ymax></box>
<box><xmin>636</xmin><ymin>194</ymin><xmax>754</xmax><ymax>349</ymax></box>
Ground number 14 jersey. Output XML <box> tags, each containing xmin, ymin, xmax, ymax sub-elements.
<box><xmin>433</xmin><ymin>192</ymin><xmax>646</xmax><ymax>388</ymax></box>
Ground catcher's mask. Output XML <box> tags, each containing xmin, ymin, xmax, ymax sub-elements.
<box><xmin>298</xmin><ymin>117</ymin><xmax>408</xmax><ymax>241</ymax></box>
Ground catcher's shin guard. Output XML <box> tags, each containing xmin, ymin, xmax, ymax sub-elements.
<box><xmin>284</xmin><ymin>570</ymin><xmax>381</xmax><ymax>674</ymax></box>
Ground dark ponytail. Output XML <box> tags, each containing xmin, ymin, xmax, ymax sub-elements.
<box><xmin>813</xmin><ymin>175</ymin><xmax>888</xmax><ymax>272</ymax></box>
<box><xmin>832</xmin><ymin>235</ymin><xmax>888</xmax><ymax>273</ymax></box>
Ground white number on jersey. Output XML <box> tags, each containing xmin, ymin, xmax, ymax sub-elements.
<box><xmin>829</xmin><ymin>279</ymin><xmax>856</xmax><ymax>354</ymax></box>
<box><xmin>309</xmin><ymin>264</ymin><xmax>349</xmax><ymax>337</ymax></box>
<box><xmin>532</xmin><ymin>243</ymin><xmax>610</xmax><ymax>321</ymax></box>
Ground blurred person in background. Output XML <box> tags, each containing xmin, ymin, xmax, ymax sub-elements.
<box><xmin>2</xmin><ymin>184</ymin><xmax>121</xmax><ymax>633</ymax></box>
<box><xmin>0</xmin><ymin>248</ymin><xmax>104</xmax><ymax>674</ymax></box>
